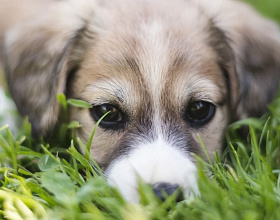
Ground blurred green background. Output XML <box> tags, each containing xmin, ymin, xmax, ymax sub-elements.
<box><xmin>244</xmin><ymin>0</ymin><xmax>280</xmax><ymax>23</ymax></box>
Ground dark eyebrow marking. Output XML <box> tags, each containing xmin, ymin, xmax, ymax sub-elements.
<box><xmin>167</xmin><ymin>51</ymin><xmax>189</xmax><ymax>74</ymax></box>
<box><xmin>123</xmin><ymin>55</ymin><xmax>141</xmax><ymax>74</ymax></box>
<box><xmin>101</xmin><ymin>52</ymin><xmax>141</xmax><ymax>73</ymax></box>
<box><xmin>173</xmin><ymin>53</ymin><xmax>188</xmax><ymax>69</ymax></box>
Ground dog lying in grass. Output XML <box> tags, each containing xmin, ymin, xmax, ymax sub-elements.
<box><xmin>0</xmin><ymin>0</ymin><xmax>280</xmax><ymax>203</ymax></box>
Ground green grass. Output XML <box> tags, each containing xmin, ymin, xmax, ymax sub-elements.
<box><xmin>1</xmin><ymin>0</ymin><xmax>280</xmax><ymax>219</ymax></box>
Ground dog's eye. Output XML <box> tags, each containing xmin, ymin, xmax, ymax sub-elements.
<box><xmin>90</xmin><ymin>104</ymin><xmax>124</xmax><ymax>129</ymax></box>
<box><xmin>185</xmin><ymin>101</ymin><xmax>215</xmax><ymax>127</ymax></box>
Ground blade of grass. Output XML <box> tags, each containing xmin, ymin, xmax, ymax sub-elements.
<box><xmin>197</xmin><ymin>134</ymin><xmax>212</xmax><ymax>165</ymax></box>
<box><xmin>6</xmin><ymin>128</ymin><xmax>18</xmax><ymax>172</ymax></box>
<box><xmin>249</xmin><ymin>125</ymin><xmax>262</xmax><ymax>178</ymax></box>
<box><xmin>85</xmin><ymin>111</ymin><xmax>111</xmax><ymax>160</ymax></box>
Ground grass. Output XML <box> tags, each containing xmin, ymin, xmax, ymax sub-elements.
<box><xmin>0</xmin><ymin>0</ymin><xmax>280</xmax><ymax>219</ymax></box>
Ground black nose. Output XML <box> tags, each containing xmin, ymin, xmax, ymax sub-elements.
<box><xmin>152</xmin><ymin>182</ymin><xmax>184</xmax><ymax>202</ymax></box>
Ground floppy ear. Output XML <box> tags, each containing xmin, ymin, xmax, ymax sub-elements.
<box><xmin>199</xmin><ymin>0</ymin><xmax>280</xmax><ymax>120</ymax></box>
<box><xmin>2</xmin><ymin>0</ymin><xmax>93</xmax><ymax>135</ymax></box>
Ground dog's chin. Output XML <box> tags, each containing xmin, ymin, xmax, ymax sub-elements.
<box><xmin>105</xmin><ymin>136</ymin><xmax>200</xmax><ymax>203</ymax></box>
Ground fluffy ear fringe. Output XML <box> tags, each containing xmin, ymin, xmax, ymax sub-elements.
<box><xmin>2</xmin><ymin>0</ymin><xmax>93</xmax><ymax>135</ymax></box>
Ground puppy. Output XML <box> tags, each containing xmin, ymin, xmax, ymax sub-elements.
<box><xmin>1</xmin><ymin>0</ymin><xmax>280</xmax><ymax>203</ymax></box>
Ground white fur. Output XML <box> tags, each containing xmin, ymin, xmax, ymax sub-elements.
<box><xmin>139</xmin><ymin>21</ymin><xmax>168</xmax><ymax>103</ymax></box>
<box><xmin>106</xmin><ymin>135</ymin><xmax>199</xmax><ymax>203</ymax></box>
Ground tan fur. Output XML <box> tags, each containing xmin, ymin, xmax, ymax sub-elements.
<box><xmin>1</xmin><ymin>0</ymin><xmax>280</xmax><ymax>166</ymax></box>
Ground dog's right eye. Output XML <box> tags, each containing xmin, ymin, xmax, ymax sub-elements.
<box><xmin>90</xmin><ymin>104</ymin><xmax>125</xmax><ymax>129</ymax></box>
<box><xmin>184</xmin><ymin>101</ymin><xmax>216</xmax><ymax>128</ymax></box>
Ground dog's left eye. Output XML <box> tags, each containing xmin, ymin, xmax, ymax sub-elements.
<box><xmin>185</xmin><ymin>101</ymin><xmax>216</xmax><ymax>127</ymax></box>
<box><xmin>90</xmin><ymin>104</ymin><xmax>124</xmax><ymax>129</ymax></box>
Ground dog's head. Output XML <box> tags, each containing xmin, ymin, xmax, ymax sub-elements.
<box><xmin>2</xmin><ymin>0</ymin><xmax>280</xmax><ymax>202</ymax></box>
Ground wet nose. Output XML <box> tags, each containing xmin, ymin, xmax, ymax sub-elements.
<box><xmin>152</xmin><ymin>182</ymin><xmax>184</xmax><ymax>202</ymax></box>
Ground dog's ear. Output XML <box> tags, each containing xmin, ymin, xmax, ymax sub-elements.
<box><xmin>199</xmin><ymin>0</ymin><xmax>280</xmax><ymax>120</ymax></box>
<box><xmin>2</xmin><ymin>0</ymin><xmax>93</xmax><ymax>135</ymax></box>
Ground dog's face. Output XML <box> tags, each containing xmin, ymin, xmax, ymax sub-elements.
<box><xmin>2</xmin><ymin>0</ymin><xmax>280</xmax><ymax>202</ymax></box>
<box><xmin>68</xmin><ymin>1</ymin><xmax>234</xmax><ymax>201</ymax></box>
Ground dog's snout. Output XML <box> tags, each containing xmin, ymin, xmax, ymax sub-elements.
<box><xmin>152</xmin><ymin>182</ymin><xmax>184</xmax><ymax>202</ymax></box>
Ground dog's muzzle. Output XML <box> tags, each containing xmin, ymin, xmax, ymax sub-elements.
<box><xmin>106</xmin><ymin>136</ymin><xmax>199</xmax><ymax>203</ymax></box>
